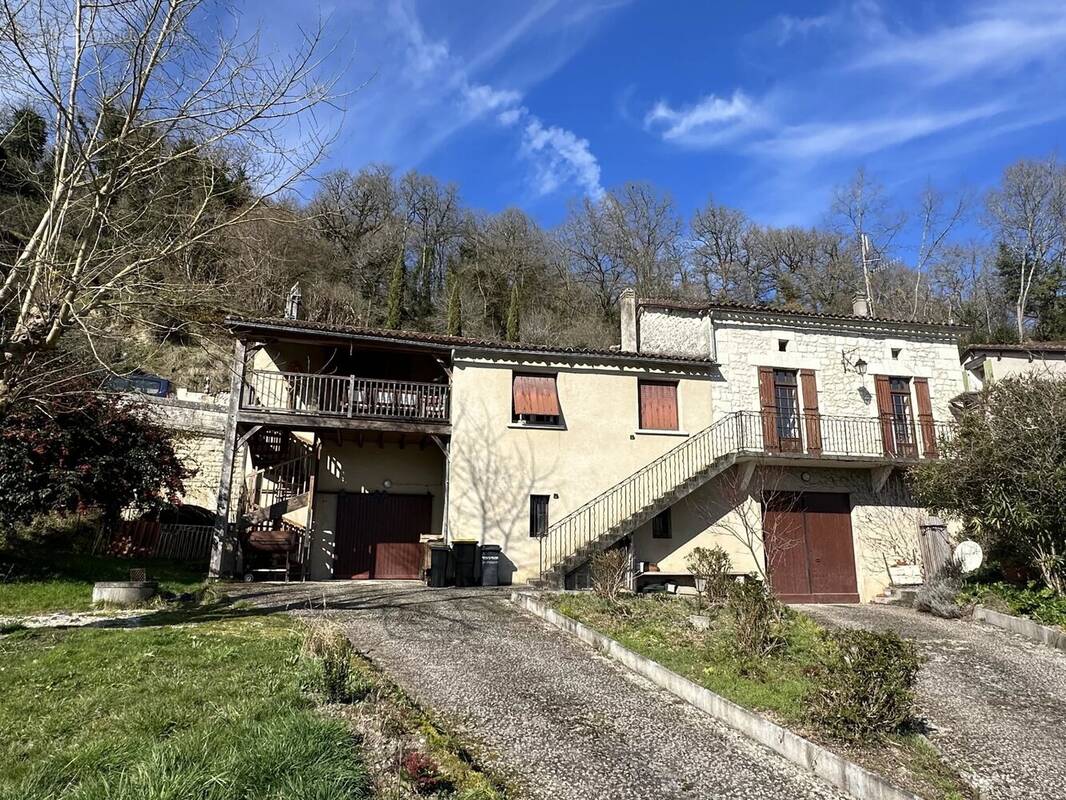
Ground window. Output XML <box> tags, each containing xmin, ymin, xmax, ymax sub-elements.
<box><xmin>529</xmin><ymin>495</ymin><xmax>550</xmax><ymax>538</ymax></box>
<box><xmin>512</xmin><ymin>373</ymin><xmax>561</xmax><ymax>426</ymax></box>
<box><xmin>891</xmin><ymin>347</ymin><xmax>902</xmax><ymax>360</ymax></box>
<box><xmin>778</xmin><ymin>338</ymin><xmax>789</xmax><ymax>352</ymax></box>
<box><xmin>773</xmin><ymin>369</ymin><xmax>801</xmax><ymax>444</ymax></box>
<box><xmin>889</xmin><ymin>377</ymin><xmax>914</xmax><ymax>445</ymax></box>
<box><xmin>638</xmin><ymin>380</ymin><xmax>679</xmax><ymax>430</ymax></box>
<box><xmin>652</xmin><ymin>508</ymin><xmax>671</xmax><ymax>539</ymax></box>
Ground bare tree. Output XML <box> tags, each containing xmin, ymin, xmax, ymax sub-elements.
<box><xmin>910</xmin><ymin>183</ymin><xmax>968</xmax><ymax>320</ymax></box>
<box><xmin>602</xmin><ymin>182</ymin><xmax>684</xmax><ymax>297</ymax></box>
<box><xmin>557</xmin><ymin>195</ymin><xmax>630</xmax><ymax>319</ymax></box>
<box><xmin>986</xmin><ymin>156</ymin><xmax>1066</xmax><ymax>340</ymax></box>
<box><xmin>0</xmin><ymin>0</ymin><xmax>336</xmax><ymax>405</ymax></box>
<box><xmin>830</xmin><ymin>167</ymin><xmax>906</xmax><ymax>314</ymax></box>
<box><xmin>688</xmin><ymin>465</ymin><xmax>800</xmax><ymax>589</ymax></box>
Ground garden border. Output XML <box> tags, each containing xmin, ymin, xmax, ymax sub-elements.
<box><xmin>511</xmin><ymin>591</ymin><xmax>920</xmax><ymax>800</ymax></box>
<box><xmin>973</xmin><ymin>605</ymin><xmax>1066</xmax><ymax>651</ymax></box>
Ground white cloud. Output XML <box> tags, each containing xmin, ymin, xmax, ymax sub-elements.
<box><xmin>751</xmin><ymin>103</ymin><xmax>1007</xmax><ymax>160</ymax></box>
<box><xmin>520</xmin><ymin>116</ymin><xmax>604</xmax><ymax>200</ymax></box>
<box><xmin>644</xmin><ymin>90</ymin><xmax>764</xmax><ymax>147</ymax></box>
<box><xmin>771</xmin><ymin>13</ymin><xmax>831</xmax><ymax>45</ymax></box>
<box><xmin>461</xmin><ymin>83</ymin><xmax>523</xmax><ymax>116</ymax></box>
<box><xmin>853</xmin><ymin>0</ymin><xmax>1066</xmax><ymax>83</ymax></box>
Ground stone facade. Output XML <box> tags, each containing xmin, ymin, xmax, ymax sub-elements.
<box><xmin>140</xmin><ymin>393</ymin><xmax>229</xmax><ymax>512</ymax></box>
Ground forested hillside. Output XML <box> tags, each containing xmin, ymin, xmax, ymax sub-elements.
<box><xmin>3</xmin><ymin>104</ymin><xmax>1065</xmax><ymax>391</ymax></box>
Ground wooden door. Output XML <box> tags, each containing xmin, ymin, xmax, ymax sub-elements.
<box><xmin>335</xmin><ymin>493</ymin><xmax>432</xmax><ymax>579</ymax></box>
<box><xmin>764</xmin><ymin>492</ymin><xmax>859</xmax><ymax>603</ymax></box>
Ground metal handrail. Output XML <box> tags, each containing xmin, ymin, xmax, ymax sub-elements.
<box><xmin>241</xmin><ymin>370</ymin><xmax>450</xmax><ymax>423</ymax></box>
<box><xmin>538</xmin><ymin>409</ymin><xmax>953</xmax><ymax>579</ymax></box>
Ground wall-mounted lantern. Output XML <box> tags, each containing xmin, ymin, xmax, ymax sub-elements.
<box><xmin>841</xmin><ymin>348</ymin><xmax>868</xmax><ymax>377</ymax></box>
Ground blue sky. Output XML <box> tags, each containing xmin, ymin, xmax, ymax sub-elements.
<box><xmin>240</xmin><ymin>0</ymin><xmax>1066</xmax><ymax>254</ymax></box>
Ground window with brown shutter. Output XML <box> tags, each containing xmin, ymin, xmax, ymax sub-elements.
<box><xmin>913</xmin><ymin>377</ymin><xmax>938</xmax><ymax>457</ymax></box>
<box><xmin>799</xmin><ymin>369</ymin><xmax>822</xmax><ymax>455</ymax></box>
<box><xmin>638</xmin><ymin>380</ymin><xmax>679</xmax><ymax>430</ymax></box>
<box><xmin>758</xmin><ymin>366</ymin><xmax>779</xmax><ymax>451</ymax></box>
<box><xmin>874</xmin><ymin>375</ymin><xmax>918</xmax><ymax>457</ymax></box>
<box><xmin>512</xmin><ymin>373</ymin><xmax>561</xmax><ymax>426</ymax></box>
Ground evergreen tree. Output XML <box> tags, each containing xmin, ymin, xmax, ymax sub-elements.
<box><xmin>386</xmin><ymin>246</ymin><xmax>405</xmax><ymax>329</ymax></box>
<box><xmin>446</xmin><ymin>275</ymin><xmax>462</xmax><ymax>336</ymax></box>
<box><xmin>505</xmin><ymin>281</ymin><xmax>520</xmax><ymax>341</ymax></box>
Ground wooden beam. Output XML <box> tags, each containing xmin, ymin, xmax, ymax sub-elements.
<box><xmin>357</xmin><ymin>432</ymin><xmax>365</xmax><ymax>448</ymax></box>
<box><xmin>430</xmin><ymin>434</ymin><xmax>449</xmax><ymax>456</ymax></box>
<box><xmin>234</xmin><ymin>409</ymin><xmax>451</xmax><ymax>437</ymax></box>
<box><xmin>334</xmin><ymin>429</ymin><xmax>342</xmax><ymax>447</ymax></box>
<box><xmin>236</xmin><ymin>424</ymin><xmax>263</xmax><ymax>449</ymax></box>
<box><xmin>398</xmin><ymin>434</ymin><xmax>406</xmax><ymax>449</ymax></box>
<box><xmin>211</xmin><ymin>338</ymin><xmax>247</xmax><ymax>578</ymax></box>
<box><xmin>378</xmin><ymin>432</ymin><xmax>385</xmax><ymax>449</ymax></box>
<box><xmin>419</xmin><ymin>435</ymin><xmax>429</xmax><ymax>450</ymax></box>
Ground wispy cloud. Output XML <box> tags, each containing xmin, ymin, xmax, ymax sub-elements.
<box><xmin>853</xmin><ymin>1</ymin><xmax>1066</xmax><ymax>83</ymax></box>
<box><xmin>643</xmin><ymin>0</ymin><xmax>1066</xmax><ymax>168</ymax></box>
<box><xmin>644</xmin><ymin>90</ymin><xmax>764</xmax><ymax>147</ymax></box>
<box><xmin>342</xmin><ymin>0</ymin><xmax>609</xmax><ymax>199</ymax></box>
<box><xmin>751</xmin><ymin>104</ymin><xmax>1007</xmax><ymax>160</ymax></box>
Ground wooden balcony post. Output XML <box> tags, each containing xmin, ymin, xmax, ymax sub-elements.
<box><xmin>347</xmin><ymin>375</ymin><xmax>355</xmax><ymax>418</ymax></box>
<box><xmin>211</xmin><ymin>338</ymin><xmax>247</xmax><ymax>578</ymax></box>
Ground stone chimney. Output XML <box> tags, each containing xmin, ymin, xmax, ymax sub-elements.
<box><xmin>851</xmin><ymin>293</ymin><xmax>870</xmax><ymax>318</ymax></box>
<box><xmin>284</xmin><ymin>282</ymin><xmax>303</xmax><ymax>320</ymax></box>
<box><xmin>620</xmin><ymin>288</ymin><xmax>638</xmax><ymax>352</ymax></box>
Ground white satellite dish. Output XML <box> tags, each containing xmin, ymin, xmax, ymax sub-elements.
<box><xmin>953</xmin><ymin>540</ymin><xmax>983</xmax><ymax>573</ymax></box>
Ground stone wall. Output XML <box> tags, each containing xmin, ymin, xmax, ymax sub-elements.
<box><xmin>139</xmin><ymin>394</ymin><xmax>228</xmax><ymax>512</ymax></box>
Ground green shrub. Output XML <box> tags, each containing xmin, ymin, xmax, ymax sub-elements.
<box><xmin>809</xmin><ymin>628</ymin><xmax>920</xmax><ymax>741</ymax></box>
<box><xmin>728</xmin><ymin>579</ymin><xmax>787</xmax><ymax>659</ymax></box>
<box><xmin>299</xmin><ymin>620</ymin><xmax>366</xmax><ymax>703</ymax></box>
<box><xmin>958</xmin><ymin>580</ymin><xmax>1066</xmax><ymax>629</ymax></box>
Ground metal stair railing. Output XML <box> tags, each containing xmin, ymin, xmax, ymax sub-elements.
<box><xmin>539</xmin><ymin>411</ymin><xmax>763</xmax><ymax>578</ymax></box>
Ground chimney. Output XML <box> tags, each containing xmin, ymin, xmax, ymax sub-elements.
<box><xmin>851</xmin><ymin>293</ymin><xmax>870</xmax><ymax>318</ymax></box>
<box><xmin>284</xmin><ymin>282</ymin><xmax>303</xmax><ymax>320</ymax></box>
<box><xmin>620</xmin><ymin>288</ymin><xmax>638</xmax><ymax>352</ymax></box>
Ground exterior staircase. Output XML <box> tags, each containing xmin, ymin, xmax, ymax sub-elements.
<box><xmin>537</xmin><ymin>412</ymin><xmax>763</xmax><ymax>587</ymax></box>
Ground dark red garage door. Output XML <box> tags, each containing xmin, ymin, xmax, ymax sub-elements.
<box><xmin>763</xmin><ymin>492</ymin><xmax>859</xmax><ymax>603</ymax></box>
<box><xmin>335</xmin><ymin>493</ymin><xmax>432</xmax><ymax>580</ymax></box>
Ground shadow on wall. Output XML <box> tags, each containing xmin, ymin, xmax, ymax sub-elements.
<box><xmin>449</xmin><ymin>404</ymin><xmax>560</xmax><ymax>577</ymax></box>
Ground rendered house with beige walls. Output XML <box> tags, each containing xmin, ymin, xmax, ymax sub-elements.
<box><xmin>211</xmin><ymin>290</ymin><xmax>965</xmax><ymax>603</ymax></box>
<box><xmin>960</xmin><ymin>341</ymin><xmax>1066</xmax><ymax>391</ymax></box>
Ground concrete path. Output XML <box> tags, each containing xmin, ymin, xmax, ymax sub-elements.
<box><xmin>798</xmin><ymin>603</ymin><xmax>1066</xmax><ymax>800</ymax></box>
<box><xmin>233</xmin><ymin>583</ymin><xmax>845</xmax><ymax>800</ymax></box>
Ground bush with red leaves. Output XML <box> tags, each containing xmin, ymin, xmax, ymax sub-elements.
<box><xmin>401</xmin><ymin>749</ymin><xmax>450</xmax><ymax>795</ymax></box>
<box><xmin>0</xmin><ymin>389</ymin><xmax>188</xmax><ymax>533</ymax></box>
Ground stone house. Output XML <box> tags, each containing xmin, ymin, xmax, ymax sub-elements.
<box><xmin>211</xmin><ymin>290</ymin><xmax>964</xmax><ymax>602</ymax></box>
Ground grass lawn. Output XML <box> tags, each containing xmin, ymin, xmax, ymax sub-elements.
<box><xmin>0</xmin><ymin>612</ymin><xmax>370</xmax><ymax>800</ymax></box>
<box><xmin>0</xmin><ymin>551</ymin><xmax>206</xmax><ymax>616</ymax></box>
<box><xmin>550</xmin><ymin>593</ymin><xmax>973</xmax><ymax>800</ymax></box>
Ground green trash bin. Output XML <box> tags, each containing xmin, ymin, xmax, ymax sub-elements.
<box><xmin>452</xmin><ymin>540</ymin><xmax>478</xmax><ymax>587</ymax></box>
<box><xmin>429</xmin><ymin>544</ymin><xmax>451</xmax><ymax>588</ymax></box>
<box><xmin>480</xmin><ymin>544</ymin><xmax>501</xmax><ymax>586</ymax></box>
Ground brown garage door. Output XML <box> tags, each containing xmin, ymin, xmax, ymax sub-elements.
<box><xmin>763</xmin><ymin>492</ymin><xmax>859</xmax><ymax>603</ymax></box>
<box><xmin>335</xmin><ymin>493</ymin><xmax>432</xmax><ymax>580</ymax></box>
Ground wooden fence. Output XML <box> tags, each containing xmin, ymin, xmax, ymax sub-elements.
<box><xmin>104</xmin><ymin>520</ymin><xmax>213</xmax><ymax>563</ymax></box>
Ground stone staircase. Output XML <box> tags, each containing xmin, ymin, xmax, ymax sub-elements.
<box><xmin>537</xmin><ymin>412</ymin><xmax>765</xmax><ymax>587</ymax></box>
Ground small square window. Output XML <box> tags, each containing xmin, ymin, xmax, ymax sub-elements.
<box><xmin>778</xmin><ymin>339</ymin><xmax>789</xmax><ymax>352</ymax></box>
<box><xmin>652</xmin><ymin>508</ymin><xmax>672</xmax><ymax>539</ymax></box>
<box><xmin>891</xmin><ymin>347</ymin><xmax>902</xmax><ymax>360</ymax></box>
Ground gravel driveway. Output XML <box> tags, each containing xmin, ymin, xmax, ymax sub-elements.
<box><xmin>232</xmin><ymin>582</ymin><xmax>845</xmax><ymax>800</ymax></box>
<box><xmin>797</xmin><ymin>603</ymin><xmax>1066</xmax><ymax>800</ymax></box>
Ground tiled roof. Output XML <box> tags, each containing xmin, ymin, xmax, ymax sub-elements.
<box><xmin>223</xmin><ymin>316</ymin><xmax>716</xmax><ymax>367</ymax></box>
<box><xmin>963</xmin><ymin>341</ymin><xmax>1066</xmax><ymax>355</ymax></box>
<box><xmin>637</xmin><ymin>297</ymin><xmax>966</xmax><ymax>331</ymax></box>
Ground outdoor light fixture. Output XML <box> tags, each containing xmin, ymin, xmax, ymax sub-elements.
<box><xmin>383</xmin><ymin>479</ymin><xmax>393</xmax><ymax>489</ymax></box>
<box><xmin>841</xmin><ymin>348</ymin><xmax>868</xmax><ymax>377</ymax></box>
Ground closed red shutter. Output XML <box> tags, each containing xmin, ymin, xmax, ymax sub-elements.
<box><xmin>758</xmin><ymin>367</ymin><xmax>778</xmax><ymax>451</ymax></box>
<box><xmin>914</xmin><ymin>377</ymin><xmax>938</xmax><ymax>458</ymax></box>
<box><xmin>512</xmin><ymin>374</ymin><xmax>560</xmax><ymax>416</ymax></box>
<box><xmin>638</xmin><ymin>381</ymin><xmax>679</xmax><ymax>430</ymax></box>
<box><xmin>874</xmin><ymin>374</ymin><xmax>894</xmax><ymax>456</ymax></box>
<box><xmin>800</xmin><ymin>369</ymin><xmax>822</xmax><ymax>455</ymax></box>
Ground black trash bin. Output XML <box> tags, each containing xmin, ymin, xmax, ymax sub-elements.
<box><xmin>452</xmin><ymin>540</ymin><xmax>478</xmax><ymax>587</ymax></box>
<box><xmin>429</xmin><ymin>544</ymin><xmax>451</xmax><ymax>588</ymax></box>
<box><xmin>480</xmin><ymin>544</ymin><xmax>501</xmax><ymax>586</ymax></box>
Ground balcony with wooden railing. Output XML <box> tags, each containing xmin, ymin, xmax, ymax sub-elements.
<box><xmin>239</xmin><ymin>370</ymin><xmax>451</xmax><ymax>429</ymax></box>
